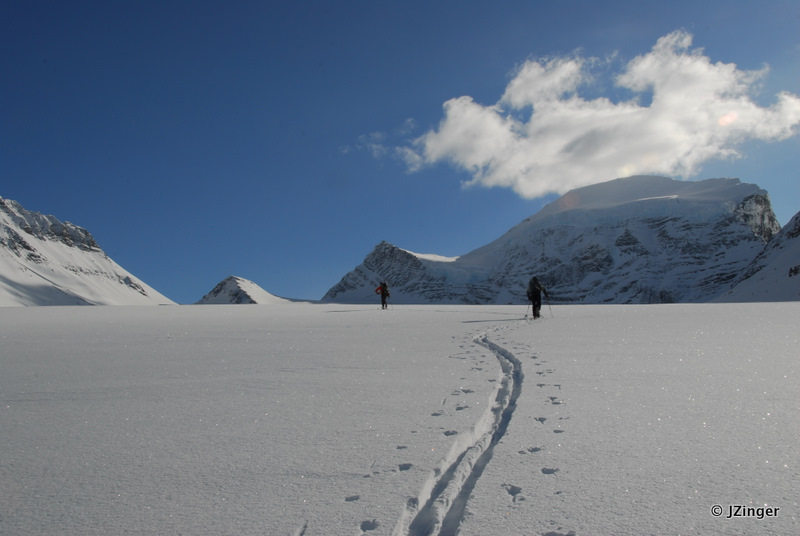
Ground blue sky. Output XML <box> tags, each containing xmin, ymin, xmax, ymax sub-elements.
<box><xmin>3</xmin><ymin>1</ymin><xmax>799</xmax><ymax>303</ymax></box>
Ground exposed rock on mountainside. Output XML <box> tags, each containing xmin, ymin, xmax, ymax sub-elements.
<box><xmin>197</xmin><ymin>275</ymin><xmax>290</xmax><ymax>304</ymax></box>
<box><xmin>717</xmin><ymin>209</ymin><xmax>800</xmax><ymax>301</ymax></box>
<box><xmin>323</xmin><ymin>176</ymin><xmax>782</xmax><ymax>304</ymax></box>
<box><xmin>1</xmin><ymin>197</ymin><xmax>174</xmax><ymax>306</ymax></box>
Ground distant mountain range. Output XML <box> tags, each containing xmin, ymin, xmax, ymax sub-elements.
<box><xmin>1</xmin><ymin>197</ymin><xmax>173</xmax><ymax>306</ymax></box>
<box><xmin>323</xmin><ymin>176</ymin><xmax>800</xmax><ymax>304</ymax></box>
<box><xmin>3</xmin><ymin>176</ymin><xmax>799</xmax><ymax>306</ymax></box>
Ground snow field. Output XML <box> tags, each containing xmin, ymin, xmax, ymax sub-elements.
<box><xmin>456</xmin><ymin>303</ymin><xmax>798</xmax><ymax>536</ymax></box>
<box><xmin>0</xmin><ymin>304</ymin><xmax>505</xmax><ymax>535</ymax></box>
<box><xmin>1</xmin><ymin>302</ymin><xmax>797</xmax><ymax>535</ymax></box>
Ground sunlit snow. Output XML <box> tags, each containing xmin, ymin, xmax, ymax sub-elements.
<box><xmin>401</xmin><ymin>249</ymin><xmax>460</xmax><ymax>263</ymax></box>
<box><xmin>1</xmin><ymin>302</ymin><xmax>796</xmax><ymax>535</ymax></box>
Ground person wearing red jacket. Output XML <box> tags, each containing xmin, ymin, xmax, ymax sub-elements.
<box><xmin>375</xmin><ymin>282</ymin><xmax>390</xmax><ymax>309</ymax></box>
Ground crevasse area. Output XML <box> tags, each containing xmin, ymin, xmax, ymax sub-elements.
<box><xmin>1</xmin><ymin>302</ymin><xmax>797</xmax><ymax>535</ymax></box>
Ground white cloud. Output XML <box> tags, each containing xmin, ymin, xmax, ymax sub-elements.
<box><xmin>400</xmin><ymin>30</ymin><xmax>800</xmax><ymax>199</ymax></box>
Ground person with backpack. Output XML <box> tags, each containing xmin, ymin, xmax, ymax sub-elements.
<box><xmin>526</xmin><ymin>276</ymin><xmax>548</xmax><ymax>318</ymax></box>
<box><xmin>375</xmin><ymin>282</ymin><xmax>390</xmax><ymax>309</ymax></box>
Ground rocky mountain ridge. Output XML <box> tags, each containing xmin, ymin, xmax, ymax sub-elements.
<box><xmin>323</xmin><ymin>176</ymin><xmax>791</xmax><ymax>304</ymax></box>
<box><xmin>716</xmin><ymin>210</ymin><xmax>800</xmax><ymax>301</ymax></box>
<box><xmin>1</xmin><ymin>197</ymin><xmax>174</xmax><ymax>306</ymax></box>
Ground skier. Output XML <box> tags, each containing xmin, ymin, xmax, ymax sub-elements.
<box><xmin>375</xmin><ymin>282</ymin><xmax>390</xmax><ymax>309</ymax></box>
<box><xmin>526</xmin><ymin>277</ymin><xmax>548</xmax><ymax>319</ymax></box>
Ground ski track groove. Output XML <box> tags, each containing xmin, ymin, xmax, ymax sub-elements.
<box><xmin>399</xmin><ymin>327</ymin><xmax>524</xmax><ymax>536</ymax></box>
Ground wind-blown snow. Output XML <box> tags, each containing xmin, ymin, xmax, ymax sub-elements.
<box><xmin>531</xmin><ymin>176</ymin><xmax>760</xmax><ymax>220</ymax></box>
<box><xmin>1</xmin><ymin>303</ymin><xmax>796</xmax><ymax>535</ymax></box>
<box><xmin>401</xmin><ymin>249</ymin><xmax>460</xmax><ymax>263</ymax></box>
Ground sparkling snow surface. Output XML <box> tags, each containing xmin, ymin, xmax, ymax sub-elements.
<box><xmin>1</xmin><ymin>303</ymin><xmax>797</xmax><ymax>535</ymax></box>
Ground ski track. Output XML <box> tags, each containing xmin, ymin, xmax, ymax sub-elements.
<box><xmin>396</xmin><ymin>325</ymin><xmax>525</xmax><ymax>536</ymax></box>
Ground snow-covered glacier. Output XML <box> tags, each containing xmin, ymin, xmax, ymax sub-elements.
<box><xmin>2</xmin><ymin>302</ymin><xmax>797</xmax><ymax>535</ymax></box>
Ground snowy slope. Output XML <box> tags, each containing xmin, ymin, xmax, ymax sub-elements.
<box><xmin>324</xmin><ymin>176</ymin><xmax>781</xmax><ymax>304</ymax></box>
<box><xmin>1</xmin><ymin>303</ymin><xmax>796</xmax><ymax>535</ymax></box>
<box><xmin>717</xmin><ymin>210</ymin><xmax>800</xmax><ymax>302</ymax></box>
<box><xmin>196</xmin><ymin>275</ymin><xmax>291</xmax><ymax>304</ymax></box>
<box><xmin>0</xmin><ymin>197</ymin><xmax>174</xmax><ymax>306</ymax></box>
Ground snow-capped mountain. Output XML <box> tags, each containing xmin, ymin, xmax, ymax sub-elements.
<box><xmin>323</xmin><ymin>176</ymin><xmax>782</xmax><ymax>304</ymax></box>
<box><xmin>716</xmin><ymin>209</ymin><xmax>800</xmax><ymax>302</ymax></box>
<box><xmin>196</xmin><ymin>275</ymin><xmax>290</xmax><ymax>304</ymax></box>
<box><xmin>0</xmin><ymin>197</ymin><xmax>174</xmax><ymax>306</ymax></box>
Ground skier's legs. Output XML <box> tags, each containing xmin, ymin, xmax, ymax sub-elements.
<box><xmin>533</xmin><ymin>295</ymin><xmax>542</xmax><ymax>318</ymax></box>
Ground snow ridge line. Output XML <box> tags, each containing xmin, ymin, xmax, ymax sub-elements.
<box><xmin>397</xmin><ymin>332</ymin><xmax>524</xmax><ymax>536</ymax></box>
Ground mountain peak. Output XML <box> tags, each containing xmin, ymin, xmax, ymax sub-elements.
<box><xmin>196</xmin><ymin>276</ymin><xmax>289</xmax><ymax>305</ymax></box>
<box><xmin>718</xmin><ymin>209</ymin><xmax>800</xmax><ymax>302</ymax></box>
<box><xmin>1</xmin><ymin>197</ymin><xmax>100</xmax><ymax>251</ymax></box>
<box><xmin>532</xmin><ymin>176</ymin><xmax>765</xmax><ymax>222</ymax></box>
<box><xmin>1</xmin><ymin>196</ymin><xmax>174</xmax><ymax>306</ymax></box>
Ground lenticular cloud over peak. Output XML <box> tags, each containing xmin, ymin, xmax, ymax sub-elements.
<box><xmin>402</xmin><ymin>30</ymin><xmax>800</xmax><ymax>198</ymax></box>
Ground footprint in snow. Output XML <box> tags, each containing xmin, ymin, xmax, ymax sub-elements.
<box><xmin>360</xmin><ymin>519</ymin><xmax>379</xmax><ymax>532</ymax></box>
<box><xmin>502</xmin><ymin>483</ymin><xmax>525</xmax><ymax>503</ymax></box>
